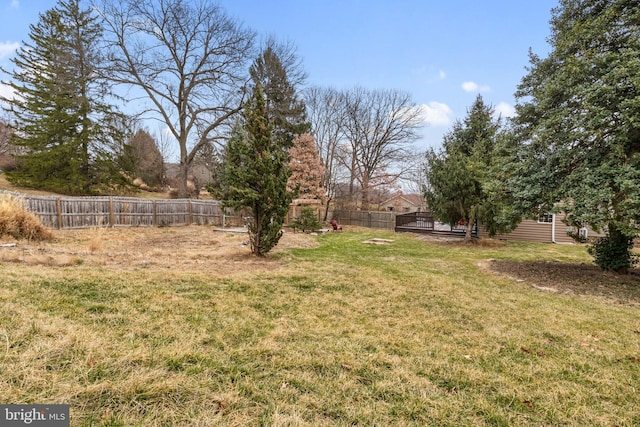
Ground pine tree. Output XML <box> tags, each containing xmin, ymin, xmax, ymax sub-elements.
<box><xmin>217</xmin><ymin>84</ymin><xmax>296</xmax><ymax>256</ymax></box>
<box><xmin>249</xmin><ymin>45</ymin><xmax>309</xmax><ymax>149</ymax></box>
<box><xmin>1</xmin><ymin>0</ymin><xmax>129</xmax><ymax>195</ymax></box>
<box><xmin>287</xmin><ymin>133</ymin><xmax>326</xmax><ymax>202</ymax></box>
<box><xmin>290</xmin><ymin>206</ymin><xmax>322</xmax><ymax>233</ymax></box>
<box><xmin>424</xmin><ymin>95</ymin><xmax>513</xmax><ymax>241</ymax></box>
<box><xmin>510</xmin><ymin>0</ymin><xmax>640</xmax><ymax>273</ymax></box>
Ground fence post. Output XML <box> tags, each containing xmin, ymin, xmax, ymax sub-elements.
<box><xmin>109</xmin><ymin>197</ymin><xmax>115</xmax><ymax>227</ymax></box>
<box><xmin>56</xmin><ymin>197</ymin><xmax>62</xmax><ymax>229</ymax></box>
<box><xmin>188</xmin><ymin>199</ymin><xmax>193</xmax><ymax>225</ymax></box>
<box><xmin>152</xmin><ymin>200</ymin><xmax>157</xmax><ymax>227</ymax></box>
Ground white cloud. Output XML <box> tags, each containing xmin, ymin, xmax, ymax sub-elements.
<box><xmin>438</xmin><ymin>70</ymin><xmax>446</xmax><ymax>80</ymax></box>
<box><xmin>419</xmin><ymin>101</ymin><xmax>453</xmax><ymax>127</ymax></box>
<box><xmin>0</xmin><ymin>41</ymin><xmax>19</xmax><ymax>60</ymax></box>
<box><xmin>462</xmin><ymin>81</ymin><xmax>491</xmax><ymax>93</ymax></box>
<box><xmin>10</xmin><ymin>0</ymin><xmax>19</xmax><ymax>9</ymax></box>
<box><xmin>0</xmin><ymin>82</ymin><xmax>17</xmax><ymax>109</ymax></box>
<box><xmin>494</xmin><ymin>101</ymin><xmax>516</xmax><ymax>118</ymax></box>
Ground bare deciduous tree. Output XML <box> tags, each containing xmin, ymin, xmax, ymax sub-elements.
<box><xmin>396</xmin><ymin>152</ymin><xmax>427</xmax><ymax>195</ymax></box>
<box><xmin>304</xmin><ymin>86</ymin><xmax>346</xmax><ymax>218</ymax></box>
<box><xmin>95</xmin><ymin>0</ymin><xmax>255</xmax><ymax>197</ymax></box>
<box><xmin>341</xmin><ymin>87</ymin><xmax>424</xmax><ymax>210</ymax></box>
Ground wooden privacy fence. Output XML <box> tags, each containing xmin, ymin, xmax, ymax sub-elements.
<box><xmin>332</xmin><ymin>210</ymin><xmax>395</xmax><ymax>230</ymax></box>
<box><xmin>3</xmin><ymin>190</ymin><xmax>439</xmax><ymax>232</ymax></box>
<box><xmin>1</xmin><ymin>191</ymin><xmax>244</xmax><ymax>230</ymax></box>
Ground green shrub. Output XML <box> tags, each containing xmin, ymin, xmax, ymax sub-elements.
<box><xmin>587</xmin><ymin>228</ymin><xmax>637</xmax><ymax>273</ymax></box>
<box><xmin>290</xmin><ymin>207</ymin><xmax>322</xmax><ymax>233</ymax></box>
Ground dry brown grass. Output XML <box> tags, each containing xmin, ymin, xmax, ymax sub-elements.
<box><xmin>1</xmin><ymin>227</ymin><xmax>639</xmax><ymax>426</ymax></box>
<box><xmin>0</xmin><ymin>174</ymin><xmax>57</xmax><ymax>196</ymax></box>
<box><xmin>0</xmin><ymin>194</ymin><xmax>53</xmax><ymax>242</ymax></box>
<box><xmin>0</xmin><ymin>225</ymin><xmax>315</xmax><ymax>274</ymax></box>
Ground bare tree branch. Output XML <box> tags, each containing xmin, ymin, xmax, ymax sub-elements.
<box><xmin>341</xmin><ymin>87</ymin><xmax>424</xmax><ymax>210</ymax></box>
<box><xmin>95</xmin><ymin>0</ymin><xmax>255</xmax><ymax>197</ymax></box>
<box><xmin>304</xmin><ymin>86</ymin><xmax>344</xmax><ymax>204</ymax></box>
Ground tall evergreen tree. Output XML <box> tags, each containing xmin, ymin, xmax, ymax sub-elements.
<box><xmin>249</xmin><ymin>43</ymin><xmax>310</xmax><ymax>149</ymax></box>
<box><xmin>1</xmin><ymin>0</ymin><xmax>128</xmax><ymax>195</ymax></box>
<box><xmin>510</xmin><ymin>0</ymin><xmax>640</xmax><ymax>273</ymax></box>
<box><xmin>217</xmin><ymin>84</ymin><xmax>296</xmax><ymax>256</ymax></box>
<box><xmin>424</xmin><ymin>95</ymin><xmax>514</xmax><ymax>241</ymax></box>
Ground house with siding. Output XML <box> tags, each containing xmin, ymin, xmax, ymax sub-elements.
<box><xmin>478</xmin><ymin>211</ymin><xmax>604</xmax><ymax>243</ymax></box>
<box><xmin>380</xmin><ymin>194</ymin><xmax>427</xmax><ymax>213</ymax></box>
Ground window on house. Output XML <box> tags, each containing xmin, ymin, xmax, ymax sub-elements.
<box><xmin>538</xmin><ymin>212</ymin><xmax>553</xmax><ymax>224</ymax></box>
<box><xmin>387</xmin><ymin>206</ymin><xmax>394</xmax><ymax>212</ymax></box>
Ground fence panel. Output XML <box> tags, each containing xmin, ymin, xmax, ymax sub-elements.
<box><xmin>21</xmin><ymin>195</ymin><xmax>59</xmax><ymax>229</ymax></box>
<box><xmin>191</xmin><ymin>200</ymin><xmax>223</xmax><ymax>226</ymax></box>
<box><xmin>3</xmin><ymin>191</ymin><xmax>400</xmax><ymax>231</ymax></box>
<box><xmin>0</xmin><ymin>190</ymin><xmax>240</xmax><ymax>230</ymax></box>
<box><xmin>369</xmin><ymin>211</ymin><xmax>395</xmax><ymax>229</ymax></box>
<box><xmin>332</xmin><ymin>210</ymin><xmax>395</xmax><ymax>230</ymax></box>
<box><xmin>112</xmin><ymin>197</ymin><xmax>154</xmax><ymax>227</ymax></box>
<box><xmin>60</xmin><ymin>197</ymin><xmax>111</xmax><ymax>229</ymax></box>
<box><xmin>154</xmin><ymin>199</ymin><xmax>190</xmax><ymax>226</ymax></box>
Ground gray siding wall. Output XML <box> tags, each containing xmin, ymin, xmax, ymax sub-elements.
<box><xmin>479</xmin><ymin>212</ymin><xmax>605</xmax><ymax>243</ymax></box>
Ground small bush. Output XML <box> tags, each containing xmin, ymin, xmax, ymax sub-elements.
<box><xmin>0</xmin><ymin>195</ymin><xmax>53</xmax><ymax>241</ymax></box>
<box><xmin>290</xmin><ymin>207</ymin><xmax>322</xmax><ymax>233</ymax></box>
<box><xmin>587</xmin><ymin>228</ymin><xmax>638</xmax><ymax>274</ymax></box>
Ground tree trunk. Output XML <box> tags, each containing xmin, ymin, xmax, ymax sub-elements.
<box><xmin>249</xmin><ymin>205</ymin><xmax>262</xmax><ymax>256</ymax></box>
<box><xmin>360</xmin><ymin>175</ymin><xmax>370</xmax><ymax>211</ymax></box>
<box><xmin>464</xmin><ymin>213</ymin><xmax>475</xmax><ymax>243</ymax></box>
<box><xmin>177</xmin><ymin>160</ymin><xmax>189</xmax><ymax>198</ymax></box>
<box><xmin>323</xmin><ymin>197</ymin><xmax>332</xmax><ymax>221</ymax></box>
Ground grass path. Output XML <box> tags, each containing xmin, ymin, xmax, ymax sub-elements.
<box><xmin>1</xmin><ymin>228</ymin><xmax>638</xmax><ymax>426</ymax></box>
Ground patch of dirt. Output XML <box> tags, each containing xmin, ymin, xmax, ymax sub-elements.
<box><xmin>485</xmin><ymin>259</ymin><xmax>640</xmax><ymax>305</ymax></box>
<box><xmin>417</xmin><ymin>234</ymin><xmax>507</xmax><ymax>247</ymax></box>
<box><xmin>0</xmin><ymin>226</ymin><xmax>317</xmax><ymax>275</ymax></box>
<box><xmin>362</xmin><ymin>238</ymin><xmax>395</xmax><ymax>245</ymax></box>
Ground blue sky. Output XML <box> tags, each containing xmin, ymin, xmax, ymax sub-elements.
<box><xmin>0</xmin><ymin>0</ymin><xmax>559</xmax><ymax>151</ymax></box>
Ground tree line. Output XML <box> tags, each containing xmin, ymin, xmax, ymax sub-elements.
<box><xmin>2</xmin><ymin>0</ymin><xmax>639</xmax><ymax>268</ymax></box>
<box><xmin>425</xmin><ymin>0</ymin><xmax>640</xmax><ymax>273</ymax></box>
<box><xmin>0</xmin><ymin>0</ymin><xmax>422</xmax><ymax>202</ymax></box>
<box><xmin>0</xmin><ymin>0</ymin><xmax>423</xmax><ymax>254</ymax></box>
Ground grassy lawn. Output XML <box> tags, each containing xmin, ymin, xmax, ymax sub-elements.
<box><xmin>0</xmin><ymin>228</ymin><xmax>638</xmax><ymax>426</ymax></box>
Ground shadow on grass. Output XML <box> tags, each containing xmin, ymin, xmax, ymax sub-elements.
<box><xmin>489</xmin><ymin>260</ymin><xmax>640</xmax><ymax>304</ymax></box>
